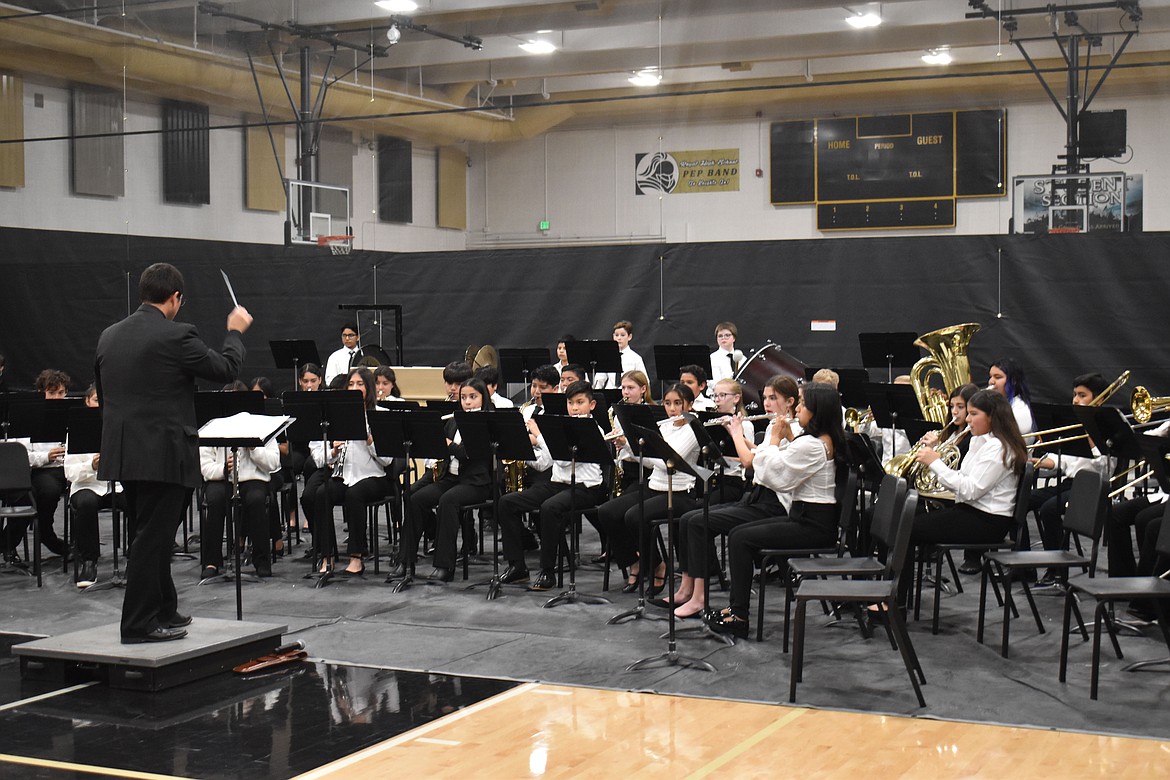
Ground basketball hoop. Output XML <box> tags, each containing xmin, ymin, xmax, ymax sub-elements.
<box><xmin>317</xmin><ymin>235</ymin><xmax>353</xmax><ymax>255</ymax></box>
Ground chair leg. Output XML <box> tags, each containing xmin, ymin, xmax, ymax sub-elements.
<box><xmin>783</xmin><ymin>582</ymin><xmax>797</xmax><ymax>652</ymax></box>
<box><xmin>1100</xmin><ymin>606</ymin><xmax>1124</xmax><ymax>660</ymax></box>
<box><xmin>790</xmin><ymin>598</ymin><xmax>807</xmax><ymax>702</ymax></box>
<box><xmin>1000</xmin><ymin>567</ymin><xmax>1014</xmax><ymax>658</ymax></box>
<box><xmin>945</xmin><ymin>550</ymin><xmax>964</xmax><ymax>594</ymax></box>
<box><xmin>977</xmin><ymin>561</ymin><xmax>989</xmax><ymax>644</ymax></box>
<box><xmin>932</xmin><ymin>548</ymin><xmax>944</xmax><ymax>635</ymax></box>
<box><xmin>1091</xmin><ymin>602</ymin><xmax>1105</xmax><ymax>700</ymax></box>
<box><xmin>1058</xmin><ymin>590</ymin><xmax>1074</xmax><ymax>683</ymax></box>
<box><xmin>1019</xmin><ymin>580</ymin><xmax>1044</xmax><ymax>634</ymax></box>
<box><xmin>913</xmin><ymin>546</ymin><xmax>925</xmax><ymax>622</ymax></box>
<box><xmin>887</xmin><ymin>605</ymin><xmax>927</xmax><ymax>707</ymax></box>
<box><xmin>756</xmin><ymin>563</ymin><xmax>767</xmax><ymax>643</ymax></box>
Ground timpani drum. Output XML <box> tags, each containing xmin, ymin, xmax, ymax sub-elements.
<box><xmin>733</xmin><ymin>343</ymin><xmax>808</xmax><ymax>411</ymax></box>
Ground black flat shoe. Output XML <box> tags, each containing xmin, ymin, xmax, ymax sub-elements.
<box><xmin>426</xmin><ymin>567</ymin><xmax>454</xmax><ymax>583</ymax></box>
<box><xmin>646</xmin><ymin>576</ymin><xmax>666</xmax><ymax>598</ymax></box>
<box><xmin>255</xmin><ymin>560</ymin><xmax>273</xmax><ymax>578</ymax></box>
<box><xmin>706</xmin><ymin>610</ymin><xmax>749</xmax><ymax>639</ymax></box>
<box><xmin>499</xmin><ymin>564</ymin><xmax>530</xmax><ymax>584</ymax></box>
<box><xmin>621</xmin><ymin>580</ymin><xmax>639</xmax><ymax>594</ymax></box>
<box><xmin>122</xmin><ymin>627</ymin><xmax>188</xmax><ymax>644</ymax></box>
<box><xmin>199</xmin><ymin>566</ymin><xmax>219</xmax><ymax>582</ymax></box>
<box><xmin>384</xmin><ymin>562</ymin><xmax>406</xmax><ymax>582</ymax></box>
<box><xmin>528</xmin><ymin>570</ymin><xmax>557</xmax><ymax>591</ymax></box>
<box><xmin>958</xmin><ymin>560</ymin><xmax>982</xmax><ymax>575</ymax></box>
<box><xmin>162</xmin><ymin>613</ymin><xmax>192</xmax><ymax>628</ymax></box>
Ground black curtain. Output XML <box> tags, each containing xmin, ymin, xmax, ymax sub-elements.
<box><xmin>1</xmin><ymin>226</ymin><xmax>1166</xmax><ymax>404</ymax></box>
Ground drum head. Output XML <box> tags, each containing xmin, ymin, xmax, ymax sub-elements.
<box><xmin>734</xmin><ymin>344</ymin><xmax>808</xmax><ymax>411</ymax></box>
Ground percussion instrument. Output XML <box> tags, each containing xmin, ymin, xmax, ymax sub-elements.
<box><xmin>733</xmin><ymin>343</ymin><xmax>808</xmax><ymax>412</ymax></box>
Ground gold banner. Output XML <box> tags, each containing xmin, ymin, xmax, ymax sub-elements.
<box><xmin>635</xmin><ymin>148</ymin><xmax>740</xmax><ymax>194</ymax></box>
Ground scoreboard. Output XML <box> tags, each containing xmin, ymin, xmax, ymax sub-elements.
<box><xmin>771</xmin><ymin>110</ymin><xmax>1006</xmax><ymax>230</ymax></box>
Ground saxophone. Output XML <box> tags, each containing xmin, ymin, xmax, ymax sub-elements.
<box><xmin>501</xmin><ymin>399</ymin><xmax>536</xmax><ymax>493</ymax></box>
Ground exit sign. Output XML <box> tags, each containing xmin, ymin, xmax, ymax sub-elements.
<box><xmin>539</xmin><ymin>220</ymin><xmax>550</xmax><ymax>231</ymax></box>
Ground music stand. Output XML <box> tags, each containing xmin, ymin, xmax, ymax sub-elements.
<box><xmin>672</xmin><ymin>415</ymin><xmax>735</xmax><ymax>647</ymax></box>
<box><xmin>902</xmin><ymin>419</ymin><xmax>943</xmax><ymax>448</ymax></box>
<box><xmin>369</xmin><ymin>410</ymin><xmax>449</xmax><ymax>592</ymax></box>
<box><xmin>534</xmin><ymin>414</ymin><xmax>612</xmax><ymax>608</ymax></box>
<box><xmin>858</xmin><ymin>332</ymin><xmax>920</xmax><ymax>383</ymax></box>
<box><xmin>653</xmin><ymin>344</ymin><xmax>711</xmax><ymax>397</ymax></box>
<box><xmin>198</xmin><ymin>412</ymin><xmax>293</xmax><ymax>619</ymax></box>
<box><xmin>424</xmin><ymin>400</ymin><xmax>460</xmax><ymax>416</ymax></box>
<box><xmin>0</xmin><ymin>391</ymin><xmax>40</xmax><ymax>441</ymax></box>
<box><xmin>863</xmin><ymin>382</ymin><xmax>920</xmax><ymax>459</ymax></box>
<box><xmin>599</xmin><ymin>388</ymin><xmax>624</xmax><ymax>407</ymax></box>
<box><xmin>565</xmin><ymin>340</ymin><xmax>621</xmax><ymax>388</ymax></box>
<box><xmin>541</xmin><ymin>393</ymin><xmax>568</xmax><ymax>417</ymax></box>
<box><xmin>620</xmin><ymin>422</ymin><xmax>716</xmax><ymax>672</ymax></box>
<box><xmin>456</xmin><ymin>409</ymin><xmax>535</xmax><ymax>599</ymax></box>
<box><xmin>806</xmin><ymin>368</ymin><xmax>870</xmax><ymax>410</ymax></box>
<box><xmin>279</xmin><ymin>390</ymin><xmax>368</xmax><ymax>586</ymax></box>
<box><xmin>377</xmin><ymin>400</ymin><xmax>421</xmax><ymax>411</ymax></box>
<box><xmin>66</xmin><ymin>406</ymin><xmax>126</xmax><ymax>592</ymax></box>
<box><xmin>270</xmin><ymin>340</ymin><xmax>321</xmax><ymax>389</ymax></box>
<box><xmin>499</xmin><ymin>348</ymin><xmax>553</xmax><ymax>402</ymax></box>
<box><xmin>1074</xmin><ymin>406</ymin><xmax>1144</xmax><ymax>465</ymax></box>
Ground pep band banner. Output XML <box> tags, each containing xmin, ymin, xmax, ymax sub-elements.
<box><xmin>635</xmin><ymin>149</ymin><xmax>740</xmax><ymax>195</ymax></box>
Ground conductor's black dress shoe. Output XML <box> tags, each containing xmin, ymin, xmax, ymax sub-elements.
<box><xmin>121</xmin><ymin>627</ymin><xmax>188</xmax><ymax>644</ymax></box>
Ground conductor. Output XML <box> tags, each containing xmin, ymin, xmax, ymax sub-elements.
<box><xmin>95</xmin><ymin>263</ymin><xmax>253</xmax><ymax>644</ymax></box>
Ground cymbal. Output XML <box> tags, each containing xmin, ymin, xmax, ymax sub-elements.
<box><xmin>474</xmin><ymin>344</ymin><xmax>499</xmax><ymax>370</ymax></box>
<box><xmin>464</xmin><ymin>344</ymin><xmax>481</xmax><ymax>366</ymax></box>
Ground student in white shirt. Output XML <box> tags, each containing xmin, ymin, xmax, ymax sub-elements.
<box><xmin>12</xmin><ymin>369</ymin><xmax>72</xmax><ymax>560</ymax></box>
<box><xmin>988</xmin><ymin>358</ymin><xmax>1036</xmax><ymax>436</ymax></box>
<box><xmin>708</xmin><ymin>382</ymin><xmax>844</xmax><ymax>638</ymax></box>
<box><xmin>903</xmin><ymin>389</ymin><xmax>1029</xmax><ymax>605</ymax></box>
<box><xmin>64</xmin><ymin>384</ymin><xmax>126</xmax><ymax>587</ymax></box>
<box><xmin>374</xmin><ymin>366</ymin><xmax>403</xmax><ymax>402</ymax></box>
<box><xmin>679</xmin><ymin>364</ymin><xmax>716</xmax><ymax>411</ymax></box>
<box><xmin>554</xmin><ymin>335</ymin><xmax>575</xmax><ymax>376</ymax></box>
<box><xmin>311</xmin><ymin>369</ymin><xmax>395</xmax><ymax>576</ymax></box>
<box><xmin>709</xmin><ymin>321</ymin><xmax>741</xmax><ymax>386</ymax></box>
<box><xmin>324</xmin><ymin>324</ymin><xmax>362</xmax><ymax>384</ymax></box>
<box><xmin>597</xmin><ymin>383</ymin><xmax>700</xmax><ymax>597</ymax></box>
<box><xmin>475</xmin><ymin>365</ymin><xmax>514</xmax><ymax>409</ymax></box>
<box><xmin>199</xmin><ymin>381</ymin><xmax>282</xmax><ymax>580</ymax></box>
<box><xmin>593</xmin><ymin>320</ymin><xmax>647</xmax><ymax>389</ymax></box>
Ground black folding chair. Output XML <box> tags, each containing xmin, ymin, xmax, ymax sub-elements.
<box><xmin>0</xmin><ymin>442</ymin><xmax>42</xmax><ymax>587</ymax></box>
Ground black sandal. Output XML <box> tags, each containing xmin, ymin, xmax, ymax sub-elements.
<box><xmin>706</xmin><ymin>610</ymin><xmax>749</xmax><ymax>638</ymax></box>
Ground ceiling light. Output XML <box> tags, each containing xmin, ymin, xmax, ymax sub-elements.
<box><xmin>628</xmin><ymin>69</ymin><xmax>662</xmax><ymax>87</ymax></box>
<box><xmin>519</xmin><ymin>39</ymin><xmax>556</xmax><ymax>54</ymax></box>
<box><xmin>921</xmin><ymin>48</ymin><xmax>952</xmax><ymax>65</ymax></box>
<box><xmin>846</xmin><ymin>12</ymin><xmax>882</xmax><ymax>28</ymax></box>
<box><xmin>375</xmin><ymin>0</ymin><xmax>418</xmax><ymax>12</ymax></box>
<box><xmin>386</xmin><ymin>24</ymin><xmax>401</xmax><ymax>44</ymax></box>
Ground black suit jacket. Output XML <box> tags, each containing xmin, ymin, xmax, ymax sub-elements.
<box><xmin>95</xmin><ymin>303</ymin><xmax>245</xmax><ymax>489</ymax></box>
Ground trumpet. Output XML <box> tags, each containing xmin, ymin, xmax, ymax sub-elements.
<box><xmin>844</xmin><ymin>407</ymin><xmax>872</xmax><ymax>433</ymax></box>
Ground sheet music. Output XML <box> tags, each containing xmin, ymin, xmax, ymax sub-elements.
<box><xmin>199</xmin><ymin>412</ymin><xmax>293</xmax><ymax>443</ymax></box>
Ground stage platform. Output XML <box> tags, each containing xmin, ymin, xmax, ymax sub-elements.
<box><xmin>13</xmin><ymin>618</ymin><xmax>286</xmax><ymax>692</ymax></box>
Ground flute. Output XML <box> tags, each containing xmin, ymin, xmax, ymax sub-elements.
<box><xmin>702</xmin><ymin>412</ymin><xmax>781</xmax><ymax>427</ymax></box>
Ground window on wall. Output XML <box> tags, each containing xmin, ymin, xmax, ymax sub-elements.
<box><xmin>162</xmin><ymin>100</ymin><xmax>210</xmax><ymax>205</ymax></box>
<box><xmin>71</xmin><ymin>86</ymin><xmax>124</xmax><ymax>198</ymax></box>
<box><xmin>377</xmin><ymin>135</ymin><xmax>412</xmax><ymax>223</ymax></box>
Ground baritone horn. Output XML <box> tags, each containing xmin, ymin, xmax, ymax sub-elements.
<box><xmin>1131</xmin><ymin>386</ymin><xmax>1170</xmax><ymax>425</ymax></box>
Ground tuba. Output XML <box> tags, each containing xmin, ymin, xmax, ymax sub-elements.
<box><xmin>885</xmin><ymin>323</ymin><xmax>979</xmax><ymax>480</ymax></box>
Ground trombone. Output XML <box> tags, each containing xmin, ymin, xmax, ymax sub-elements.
<box><xmin>1132</xmin><ymin>386</ymin><xmax>1170</xmax><ymax>425</ymax></box>
<box><xmin>1024</xmin><ymin>370</ymin><xmax>1131</xmax><ymax>450</ymax></box>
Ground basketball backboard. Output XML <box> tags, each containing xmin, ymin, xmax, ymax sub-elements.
<box><xmin>285</xmin><ymin>179</ymin><xmax>351</xmax><ymax>245</ymax></box>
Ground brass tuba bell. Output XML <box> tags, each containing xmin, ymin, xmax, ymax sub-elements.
<box><xmin>910</xmin><ymin>323</ymin><xmax>980</xmax><ymax>426</ymax></box>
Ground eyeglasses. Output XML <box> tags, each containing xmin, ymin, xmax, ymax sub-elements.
<box><xmin>342</xmin><ymin>332</ymin><xmax>358</xmax><ymax>339</ymax></box>
<box><xmin>713</xmin><ymin>392</ymin><xmax>738</xmax><ymax>399</ymax></box>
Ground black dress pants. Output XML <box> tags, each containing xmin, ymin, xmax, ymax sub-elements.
<box><xmin>201</xmin><ymin>479</ymin><xmax>270</xmax><ymax>569</ymax></box>
<box><xmin>679</xmin><ymin>486</ymin><xmax>786</xmax><ymax>578</ymax></box>
<box><xmin>315</xmin><ymin>476</ymin><xmax>391</xmax><ymax>559</ymax></box>
<box><xmin>70</xmin><ymin>489</ymin><xmax>127</xmax><ymax>561</ymax></box>
<box><xmin>598</xmin><ymin>489</ymin><xmax>698</xmax><ymax>571</ymax></box>
<box><xmin>406</xmin><ymin>476</ymin><xmax>489</xmax><ymax>571</ymax></box>
<box><xmin>901</xmin><ymin>503</ymin><xmax>1013</xmax><ymax>607</ymax></box>
<box><xmin>31</xmin><ymin>467</ymin><xmax>66</xmax><ymax>544</ymax></box>
<box><xmin>497</xmin><ymin>481</ymin><xmax>603</xmax><ymax>571</ymax></box>
<box><xmin>725</xmin><ymin>501</ymin><xmax>837</xmax><ymax>615</ymax></box>
<box><xmin>120</xmin><ymin>481</ymin><xmax>191</xmax><ymax>638</ymax></box>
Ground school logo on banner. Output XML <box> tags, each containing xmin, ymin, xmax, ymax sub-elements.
<box><xmin>635</xmin><ymin>149</ymin><xmax>740</xmax><ymax>194</ymax></box>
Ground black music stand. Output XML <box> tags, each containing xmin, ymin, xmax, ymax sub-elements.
<box><xmin>653</xmin><ymin>344</ymin><xmax>711</xmax><ymax>396</ymax></box>
<box><xmin>499</xmin><ymin>348</ymin><xmax>553</xmax><ymax>402</ymax></box>
<box><xmin>0</xmin><ymin>391</ymin><xmax>40</xmax><ymax>441</ymax></box>
<box><xmin>672</xmin><ymin>415</ymin><xmax>735</xmax><ymax>647</ymax></box>
<box><xmin>902</xmin><ymin>418</ymin><xmax>943</xmax><ymax>448</ymax></box>
<box><xmin>534</xmin><ymin>414</ymin><xmax>612</xmax><ymax>608</ymax></box>
<box><xmin>565</xmin><ymin>340</ymin><xmax>621</xmax><ymax>388</ymax></box>
<box><xmin>541</xmin><ymin>393</ymin><xmax>568</xmax><ymax>417</ymax></box>
<box><xmin>806</xmin><ymin>368</ymin><xmax>871</xmax><ymax>410</ymax></box>
<box><xmin>1074</xmin><ymin>406</ymin><xmax>1143</xmax><ymax>466</ymax></box>
<box><xmin>338</xmin><ymin>303</ymin><xmax>404</xmax><ymax>365</ymax></box>
<box><xmin>198</xmin><ymin>412</ymin><xmax>293</xmax><ymax>619</ymax></box>
<box><xmin>66</xmin><ymin>406</ymin><xmax>126</xmax><ymax>593</ymax></box>
<box><xmin>606</xmin><ymin>410</ymin><xmax>664</xmax><ymax>626</ymax></box>
<box><xmin>193</xmin><ymin>391</ymin><xmax>265</xmax><ymax>559</ymax></box>
<box><xmin>377</xmin><ymin>400</ymin><xmax>421</xmax><ymax>411</ymax></box>
<box><xmin>279</xmin><ymin>390</ymin><xmax>368</xmax><ymax>586</ymax></box>
<box><xmin>863</xmin><ymin>382</ymin><xmax>920</xmax><ymax>458</ymax></box>
<box><xmin>599</xmin><ymin>388</ymin><xmax>624</xmax><ymax>407</ymax></box>
<box><xmin>456</xmin><ymin>409</ymin><xmax>535</xmax><ymax>599</ymax></box>
<box><xmin>270</xmin><ymin>340</ymin><xmax>321</xmax><ymax>389</ymax></box>
<box><xmin>620</xmin><ymin>423</ymin><xmax>716</xmax><ymax>672</ymax></box>
<box><xmin>370</xmin><ymin>410</ymin><xmax>449</xmax><ymax>592</ymax></box>
<box><xmin>859</xmin><ymin>332</ymin><xmax>920</xmax><ymax>383</ymax></box>
<box><xmin>425</xmin><ymin>400</ymin><xmax>460</xmax><ymax>416</ymax></box>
